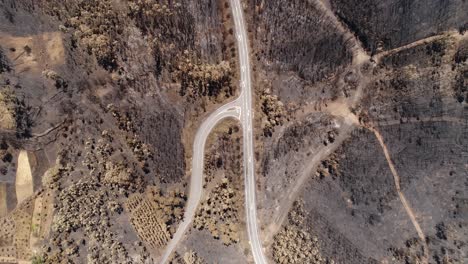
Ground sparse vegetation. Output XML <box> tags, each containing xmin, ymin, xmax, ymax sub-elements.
<box><xmin>47</xmin><ymin>179</ymin><xmax>133</xmax><ymax>263</ymax></box>
<box><xmin>0</xmin><ymin>48</ymin><xmax>11</xmax><ymax>73</ymax></box>
<box><xmin>42</xmin><ymin>70</ymin><xmax>68</xmax><ymax>91</ymax></box>
<box><xmin>0</xmin><ymin>216</ymin><xmax>15</xmax><ymax>250</ymax></box>
<box><xmin>0</xmin><ymin>88</ymin><xmax>32</xmax><ymax>137</ymax></box>
<box><xmin>260</xmin><ymin>86</ymin><xmax>285</xmax><ymax>136</ymax></box>
<box><xmin>40</xmin><ymin>128</ymin><xmax>148</xmax><ymax>263</ymax></box>
<box><xmin>272</xmin><ymin>202</ymin><xmax>327</xmax><ymax>264</ymax></box>
<box><xmin>106</xmin><ymin>104</ymin><xmax>152</xmax><ymax>168</ymax></box>
<box><xmin>177</xmin><ymin>55</ymin><xmax>234</xmax><ymax>99</ymax></box>
<box><xmin>0</xmin><ymin>90</ymin><xmax>16</xmax><ymax>130</ymax></box>
<box><xmin>453</xmin><ymin>70</ymin><xmax>467</xmax><ymax>103</ymax></box>
<box><xmin>452</xmin><ymin>41</ymin><xmax>467</xmax><ymax>103</ymax></box>
<box><xmin>182</xmin><ymin>250</ymin><xmax>205</xmax><ymax>264</ymax></box>
<box><xmin>127</xmin><ymin>0</ymin><xmax>190</xmax><ymax>40</ymax></box>
<box><xmin>194</xmin><ymin>177</ymin><xmax>241</xmax><ymax>246</ymax></box>
<box><xmin>126</xmin><ymin>186</ymin><xmax>186</xmax><ymax>249</ymax></box>
<box><xmin>315</xmin><ymin>153</ymin><xmax>340</xmax><ymax>178</ymax></box>
<box><xmin>171</xmin><ymin>250</ymin><xmax>206</xmax><ymax>264</ymax></box>
<box><xmin>41</xmin><ymin>0</ymin><xmax>122</xmax><ymax>70</ymax></box>
<box><xmin>31</xmin><ymin>255</ymin><xmax>45</xmax><ymax>264</ymax></box>
<box><xmin>389</xmin><ymin>237</ymin><xmax>428</xmax><ymax>264</ymax></box>
<box><xmin>12</xmin><ymin>202</ymin><xmax>34</xmax><ymax>261</ymax></box>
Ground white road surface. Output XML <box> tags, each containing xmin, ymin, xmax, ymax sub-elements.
<box><xmin>158</xmin><ymin>100</ymin><xmax>241</xmax><ymax>264</ymax></box>
<box><xmin>159</xmin><ymin>0</ymin><xmax>268</xmax><ymax>263</ymax></box>
<box><xmin>231</xmin><ymin>0</ymin><xmax>268</xmax><ymax>262</ymax></box>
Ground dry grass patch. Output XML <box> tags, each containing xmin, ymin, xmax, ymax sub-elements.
<box><xmin>15</xmin><ymin>151</ymin><xmax>33</xmax><ymax>205</ymax></box>
<box><xmin>0</xmin><ymin>184</ymin><xmax>7</xmax><ymax>217</ymax></box>
<box><xmin>0</xmin><ymin>31</ymin><xmax>64</xmax><ymax>73</ymax></box>
<box><xmin>125</xmin><ymin>186</ymin><xmax>186</xmax><ymax>250</ymax></box>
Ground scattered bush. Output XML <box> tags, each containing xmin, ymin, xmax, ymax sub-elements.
<box><xmin>0</xmin><ymin>88</ymin><xmax>32</xmax><ymax>137</ymax></box>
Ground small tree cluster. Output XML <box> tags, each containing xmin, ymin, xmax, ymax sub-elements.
<box><xmin>47</xmin><ymin>180</ymin><xmax>132</xmax><ymax>264</ymax></box>
<box><xmin>177</xmin><ymin>53</ymin><xmax>233</xmax><ymax>99</ymax></box>
<box><xmin>171</xmin><ymin>250</ymin><xmax>206</xmax><ymax>264</ymax></box>
<box><xmin>272</xmin><ymin>202</ymin><xmax>327</xmax><ymax>264</ymax></box>
<box><xmin>42</xmin><ymin>0</ymin><xmax>122</xmax><ymax>70</ymax></box>
<box><xmin>260</xmin><ymin>88</ymin><xmax>285</xmax><ymax>137</ymax></box>
<box><xmin>106</xmin><ymin>105</ymin><xmax>153</xmax><ymax>170</ymax></box>
<box><xmin>0</xmin><ymin>48</ymin><xmax>11</xmax><ymax>73</ymax></box>
<box><xmin>128</xmin><ymin>0</ymin><xmax>179</xmax><ymax>34</ymax></box>
<box><xmin>0</xmin><ymin>88</ymin><xmax>32</xmax><ymax>137</ymax></box>
<box><xmin>315</xmin><ymin>153</ymin><xmax>340</xmax><ymax>179</ymax></box>
<box><xmin>127</xmin><ymin>0</ymin><xmax>193</xmax><ymax>47</ymax></box>
<box><xmin>126</xmin><ymin>186</ymin><xmax>186</xmax><ymax>249</ymax></box>
<box><xmin>194</xmin><ymin>177</ymin><xmax>241</xmax><ymax>245</ymax></box>
<box><xmin>42</xmin><ymin>69</ymin><xmax>68</xmax><ymax>91</ymax></box>
<box><xmin>0</xmin><ymin>89</ymin><xmax>16</xmax><ymax>130</ymax></box>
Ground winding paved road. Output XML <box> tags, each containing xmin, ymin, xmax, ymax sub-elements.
<box><xmin>159</xmin><ymin>0</ymin><xmax>268</xmax><ymax>263</ymax></box>
<box><xmin>158</xmin><ymin>100</ymin><xmax>241</xmax><ymax>264</ymax></box>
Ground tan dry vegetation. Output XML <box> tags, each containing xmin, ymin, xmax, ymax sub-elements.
<box><xmin>0</xmin><ymin>184</ymin><xmax>7</xmax><ymax>217</ymax></box>
<box><xmin>0</xmin><ymin>90</ymin><xmax>17</xmax><ymax>130</ymax></box>
<box><xmin>314</xmin><ymin>153</ymin><xmax>340</xmax><ymax>179</ymax></box>
<box><xmin>12</xmin><ymin>201</ymin><xmax>34</xmax><ymax>262</ymax></box>
<box><xmin>272</xmin><ymin>202</ymin><xmax>328</xmax><ymax>264</ymax></box>
<box><xmin>0</xmin><ymin>31</ymin><xmax>64</xmax><ymax>74</ymax></box>
<box><xmin>36</xmin><ymin>191</ymin><xmax>54</xmax><ymax>241</ymax></box>
<box><xmin>260</xmin><ymin>86</ymin><xmax>286</xmax><ymax>137</ymax></box>
<box><xmin>171</xmin><ymin>249</ymin><xmax>206</xmax><ymax>264</ymax></box>
<box><xmin>194</xmin><ymin>177</ymin><xmax>242</xmax><ymax>246</ymax></box>
<box><xmin>182</xmin><ymin>250</ymin><xmax>206</xmax><ymax>264</ymax></box>
<box><xmin>15</xmin><ymin>151</ymin><xmax>33</xmax><ymax>205</ymax></box>
<box><xmin>191</xmin><ymin>120</ymin><xmax>244</xmax><ymax>245</ymax></box>
<box><xmin>29</xmin><ymin>196</ymin><xmax>44</xmax><ymax>250</ymax></box>
<box><xmin>176</xmin><ymin>53</ymin><xmax>234</xmax><ymax>100</ymax></box>
<box><xmin>0</xmin><ymin>216</ymin><xmax>16</xmax><ymax>261</ymax></box>
<box><xmin>103</xmin><ymin>161</ymin><xmax>135</xmax><ymax>186</ymax></box>
<box><xmin>0</xmin><ymin>254</ymin><xmax>16</xmax><ymax>263</ymax></box>
<box><xmin>125</xmin><ymin>186</ymin><xmax>186</xmax><ymax>250</ymax></box>
<box><xmin>0</xmin><ymin>88</ymin><xmax>31</xmax><ymax>136</ymax></box>
<box><xmin>204</xmin><ymin>118</ymin><xmax>240</xmax><ymax>149</ymax></box>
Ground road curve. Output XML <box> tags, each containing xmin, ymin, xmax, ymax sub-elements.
<box><xmin>158</xmin><ymin>100</ymin><xmax>241</xmax><ymax>264</ymax></box>
<box><xmin>159</xmin><ymin>0</ymin><xmax>268</xmax><ymax>262</ymax></box>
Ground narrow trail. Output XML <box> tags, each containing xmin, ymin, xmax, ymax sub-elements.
<box><xmin>370</xmin><ymin>126</ymin><xmax>429</xmax><ymax>264</ymax></box>
<box><xmin>265</xmin><ymin>0</ymin><xmax>371</xmax><ymax>242</ymax></box>
<box><xmin>157</xmin><ymin>102</ymin><xmax>241</xmax><ymax>264</ymax></box>
<box><xmin>376</xmin><ymin>116</ymin><xmax>468</xmax><ymax>127</ymax></box>
<box><xmin>263</xmin><ymin>1</ymin><xmax>465</xmax><ymax>257</ymax></box>
<box><xmin>265</xmin><ymin>3</ymin><xmax>465</xmax><ymax>245</ymax></box>
<box><xmin>265</xmin><ymin>79</ymin><xmax>367</xmax><ymax>242</ymax></box>
<box><xmin>31</xmin><ymin>121</ymin><xmax>65</xmax><ymax>138</ymax></box>
<box><xmin>312</xmin><ymin>0</ymin><xmax>369</xmax><ymax>65</ymax></box>
<box><xmin>373</xmin><ymin>30</ymin><xmax>467</xmax><ymax>64</ymax></box>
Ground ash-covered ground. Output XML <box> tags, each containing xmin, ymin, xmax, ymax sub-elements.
<box><xmin>0</xmin><ymin>0</ymin><xmax>467</xmax><ymax>263</ymax></box>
